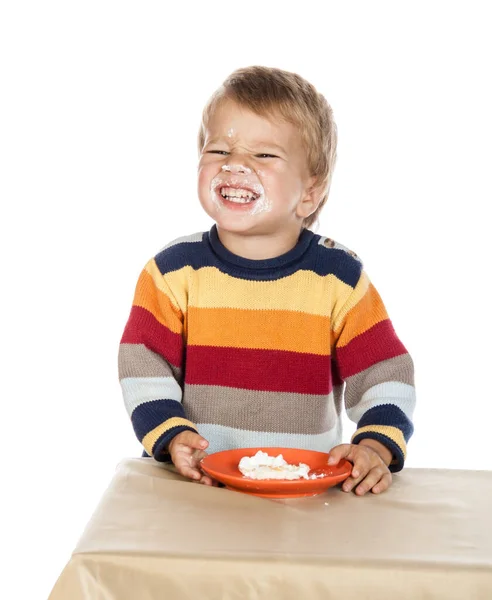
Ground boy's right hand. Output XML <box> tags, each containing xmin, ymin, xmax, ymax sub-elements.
<box><xmin>167</xmin><ymin>431</ymin><xmax>215</xmax><ymax>486</ymax></box>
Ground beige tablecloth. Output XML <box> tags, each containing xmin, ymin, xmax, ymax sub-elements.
<box><xmin>49</xmin><ymin>458</ymin><xmax>492</xmax><ymax>599</ymax></box>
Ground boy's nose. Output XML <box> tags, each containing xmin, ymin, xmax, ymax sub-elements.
<box><xmin>221</xmin><ymin>163</ymin><xmax>252</xmax><ymax>175</ymax></box>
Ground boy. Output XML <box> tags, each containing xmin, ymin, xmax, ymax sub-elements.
<box><xmin>119</xmin><ymin>66</ymin><xmax>415</xmax><ymax>496</ymax></box>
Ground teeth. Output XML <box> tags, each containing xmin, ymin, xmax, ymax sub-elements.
<box><xmin>222</xmin><ymin>187</ymin><xmax>253</xmax><ymax>198</ymax></box>
<box><xmin>219</xmin><ymin>186</ymin><xmax>258</xmax><ymax>203</ymax></box>
<box><xmin>223</xmin><ymin>195</ymin><xmax>251</xmax><ymax>204</ymax></box>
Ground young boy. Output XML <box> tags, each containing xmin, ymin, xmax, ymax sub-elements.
<box><xmin>119</xmin><ymin>66</ymin><xmax>415</xmax><ymax>496</ymax></box>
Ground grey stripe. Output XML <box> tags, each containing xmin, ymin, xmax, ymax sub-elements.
<box><xmin>346</xmin><ymin>381</ymin><xmax>416</xmax><ymax>424</ymax></box>
<box><xmin>196</xmin><ymin>422</ymin><xmax>343</xmax><ymax>455</ymax></box>
<box><xmin>333</xmin><ymin>384</ymin><xmax>345</xmax><ymax>416</ymax></box>
<box><xmin>182</xmin><ymin>384</ymin><xmax>338</xmax><ymax>435</ymax></box>
<box><xmin>157</xmin><ymin>231</ymin><xmax>204</xmax><ymax>253</ymax></box>
<box><xmin>344</xmin><ymin>354</ymin><xmax>414</xmax><ymax>409</ymax></box>
<box><xmin>121</xmin><ymin>376</ymin><xmax>183</xmax><ymax>416</ymax></box>
<box><xmin>118</xmin><ymin>343</ymin><xmax>182</xmax><ymax>382</ymax></box>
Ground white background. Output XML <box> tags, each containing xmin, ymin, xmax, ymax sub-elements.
<box><xmin>1</xmin><ymin>1</ymin><xmax>491</xmax><ymax>598</ymax></box>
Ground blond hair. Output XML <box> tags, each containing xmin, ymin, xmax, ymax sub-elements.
<box><xmin>198</xmin><ymin>66</ymin><xmax>338</xmax><ymax>230</ymax></box>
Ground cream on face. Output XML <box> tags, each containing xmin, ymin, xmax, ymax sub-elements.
<box><xmin>198</xmin><ymin>100</ymin><xmax>310</xmax><ymax>224</ymax></box>
<box><xmin>210</xmin><ymin>165</ymin><xmax>272</xmax><ymax>216</ymax></box>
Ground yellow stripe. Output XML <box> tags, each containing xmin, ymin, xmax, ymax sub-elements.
<box><xmin>165</xmin><ymin>266</ymin><xmax>353</xmax><ymax>317</ymax></box>
<box><xmin>351</xmin><ymin>425</ymin><xmax>407</xmax><ymax>459</ymax></box>
<box><xmin>332</xmin><ymin>271</ymin><xmax>370</xmax><ymax>332</ymax></box>
<box><xmin>145</xmin><ymin>260</ymin><xmax>189</xmax><ymax>314</ymax></box>
<box><xmin>133</xmin><ymin>269</ymin><xmax>182</xmax><ymax>334</ymax></box>
<box><xmin>142</xmin><ymin>417</ymin><xmax>196</xmax><ymax>455</ymax></box>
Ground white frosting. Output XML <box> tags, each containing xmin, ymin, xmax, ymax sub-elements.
<box><xmin>210</xmin><ymin>172</ymin><xmax>272</xmax><ymax>216</ymax></box>
<box><xmin>238</xmin><ymin>450</ymin><xmax>312</xmax><ymax>480</ymax></box>
<box><xmin>221</xmin><ymin>164</ymin><xmax>252</xmax><ymax>174</ymax></box>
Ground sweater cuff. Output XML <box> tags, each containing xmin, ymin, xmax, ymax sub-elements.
<box><xmin>152</xmin><ymin>425</ymin><xmax>199</xmax><ymax>462</ymax></box>
<box><xmin>351</xmin><ymin>428</ymin><xmax>406</xmax><ymax>473</ymax></box>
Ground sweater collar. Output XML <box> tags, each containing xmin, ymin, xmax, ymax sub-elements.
<box><xmin>207</xmin><ymin>224</ymin><xmax>315</xmax><ymax>271</ymax></box>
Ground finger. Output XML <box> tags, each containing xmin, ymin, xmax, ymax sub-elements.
<box><xmin>349</xmin><ymin>453</ymin><xmax>371</xmax><ymax>480</ymax></box>
<box><xmin>327</xmin><ymin>444</ymin><xmax>354</xmax><ymax>465</ymax></box>
<box><xmin>342</xmin><ymin>472</ymin><xmax>370</xmax><ymax>493</ymax></box>
<box><xmin>191</xmin><ymin>448</ymin><xmax>208</xmax><ymax>466</ymax></box>
<box><xmin>342</xmin><ymin>476</ymin><xmax>357</xmax><ymax>492</ymax></box>
<box><xmin>354</xmin><ymin>468</ymin><xmax>387</xmax><ymax>496</ymax></box>
<box><xmin>372</xmin><ymin>473</ymin><xmax>392</xmax><ymax>494</ymax></box>
<box><xmin>176</xmin><ymin>431</ymin><xmax>209</xmax><ymax>451</ymax></box>
<box><xmin>342</xmin><ymin>458</ymin><xmax>372</xmax><ymax>492</ymax></box>
<box><xmin>199</xmin><ymin>475</ymin><xmax>215</xmax><ymax>486</ymax></box>
<box><xmin>176</xmin><ymin>460</ymin><xmax>203</xmax><ymax>481</ymax></box>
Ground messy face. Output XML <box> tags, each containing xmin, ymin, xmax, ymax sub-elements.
<box><xmin>198</xmin><ymin>99</ymin><xmax>316</xmax><ymax>238</ymax></box>
<box><xmin>210</xmin><ymin>165</ymin><xmax>270</xmax><ymax>216</ymax></box>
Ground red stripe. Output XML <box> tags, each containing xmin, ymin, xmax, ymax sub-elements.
<box><xmin>336</xmin><ymin>319</ymin><xmax>407</xmax><ymax>379</ymax></box>
<box><xmin>121</xmin><ymin>306</ymin><xmax>183</xmax><ymax>368</ymax></box>
<box><xmin>185</xmin><ymin>346</ymin><xmax>333</xmax><ymax>395</ymax></box>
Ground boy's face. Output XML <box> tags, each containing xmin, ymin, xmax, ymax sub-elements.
<box><xmin>198</xmin><ymin>99</ymin><xmax>318</xmax><ymax>239</ymax></box>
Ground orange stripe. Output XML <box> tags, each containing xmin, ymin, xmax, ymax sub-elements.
<box><xmin>188</xmin><ymin>306</ymin><xmax>331</xmax><ymax>355</ymax></box>
<box><xmin>133</xmin><ymin>269</ymin><xmax>183</xmax><ymax>334</ymax></box>
<box><xmin>334</xmin><ymin>283</ymin><xmax>388</xmax><ymax>348</ymax></box>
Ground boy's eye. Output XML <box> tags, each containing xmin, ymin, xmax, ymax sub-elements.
<box><xmin>205</xmin><ymin>150</ymin><xmax>278</xmax><ymax>158</ymax></box>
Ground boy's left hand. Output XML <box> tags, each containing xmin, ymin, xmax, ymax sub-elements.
<box><xmin>327</xmin><ymin>439</ymin><xmax>393</xmax><ymax>496</ymax></box>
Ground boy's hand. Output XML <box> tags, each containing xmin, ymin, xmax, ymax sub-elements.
<box><xmin>167</xmin><ymin>431</ymin><xmax>215</xmax><ymax>486</ymax></box>
<box><xmin>328</xmin><ymin>439</ymin><xmax>393</xmax><ymax>496</ymax></box>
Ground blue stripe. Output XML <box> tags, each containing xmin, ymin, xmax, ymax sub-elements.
<box><xmin>357</xmin><ymin>404</ymin><xmax>414</xmax><ymax>441</ymax></box>
<box><xmin>317</xmin><ymin>248</ymin><xmax>362</xmax><ymax>287</ymax></box>
<box><xmin>154</xmin><ymin>227</ymin><xmax>361</xmax><ymax>286</ymax></box>
<box><xmin>131</xmin><ymin>399</ymin><xmax>186</xmax><ymax>442</ymax></box>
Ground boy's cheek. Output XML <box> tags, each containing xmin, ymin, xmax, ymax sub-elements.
<box><xmin>198</xmin><ymin>154</ymin><xmax>222</xmax><ymax>168</ymax></box>
<box><xmin>197</xmin><ymin>168</ymin><xmax>213</xmax><ymax>194</ymax></box>
<box><xmin>197</xmin><ymin>163</ymin><xmax>221</xmax><ymax>188</ymax></box>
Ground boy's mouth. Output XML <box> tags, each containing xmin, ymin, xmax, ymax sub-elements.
<box><xmin>218</xmin><ymin>185</ymin><xmax>260</xmax><ymax>204</ymax></box>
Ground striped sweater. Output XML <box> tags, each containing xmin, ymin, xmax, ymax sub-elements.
<box><xmin>119</xmin><ymin>225</ymin><xmax>415</xmax><ymax>472</ymax></box>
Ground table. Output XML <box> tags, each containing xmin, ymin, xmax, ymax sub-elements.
<box><xmin>49</xmin><ymin>458</ymin><xmax>492</xmax><ymax>599</ymax></box>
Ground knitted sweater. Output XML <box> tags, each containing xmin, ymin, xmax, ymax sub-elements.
<box><xmin>119</xmin><ymin>225</ymin><xmax>415</xmax><ymax>472</ymax></box>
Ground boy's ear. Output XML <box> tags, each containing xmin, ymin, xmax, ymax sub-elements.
<box><xmin>296</xmin><ymin>176</ymin><xmax>322</xmax><ymax>219</ymax></box>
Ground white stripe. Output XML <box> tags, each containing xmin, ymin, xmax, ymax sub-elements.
<box><xmin>196</xmin><ymin>422</ymin><xmax>343</xmax><ymax>455</ymax></box>
<box><xmin>120</xmin><ymin>377</ymin><xmax>182</xmax><ymax>416</ymax></box>
<box><xmin>346</xmin><ymin>381</ymin><xmax>416</xmax><ymax>424</ymax></box>
<box><xmin>158</xmin><ymin>231</ymin><xmax>204</xmax><ymax>253</ymax></box>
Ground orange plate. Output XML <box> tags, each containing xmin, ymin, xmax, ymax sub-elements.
<box><xmin>200</xmin><ymin>447</ymin><xmax>352</xmax><ymax>498</ymax></box>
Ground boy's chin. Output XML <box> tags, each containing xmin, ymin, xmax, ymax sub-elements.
<box><xmin>217</xmin><ymin>207</ymin><xmax>270</xmax><ymax>222</ymax></box>
<box><xmin>215</xmin><ymin>221</ymin><xmax>262</xmax><ymax>236</ymax></box>
<box><xmin>211</xmin><ymin>211</ymin><xmax>263</xmax><ymax>231</ymax></box>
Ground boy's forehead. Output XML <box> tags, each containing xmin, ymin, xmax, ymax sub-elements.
<box><xmin>205</xmin><ymin>101</ymin><xmax>301</xmax><ymax>149</ymax></box>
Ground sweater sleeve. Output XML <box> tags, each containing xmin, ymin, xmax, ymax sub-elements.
<box><xmin>332</xmin><ymin>269</ymin><xmax>415</xmax><ymax>472</ymax></box>
<box><xmin>118</xmin><ymin>258</ymin><xmax>198</xmax><ymax>460</ymax></box>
